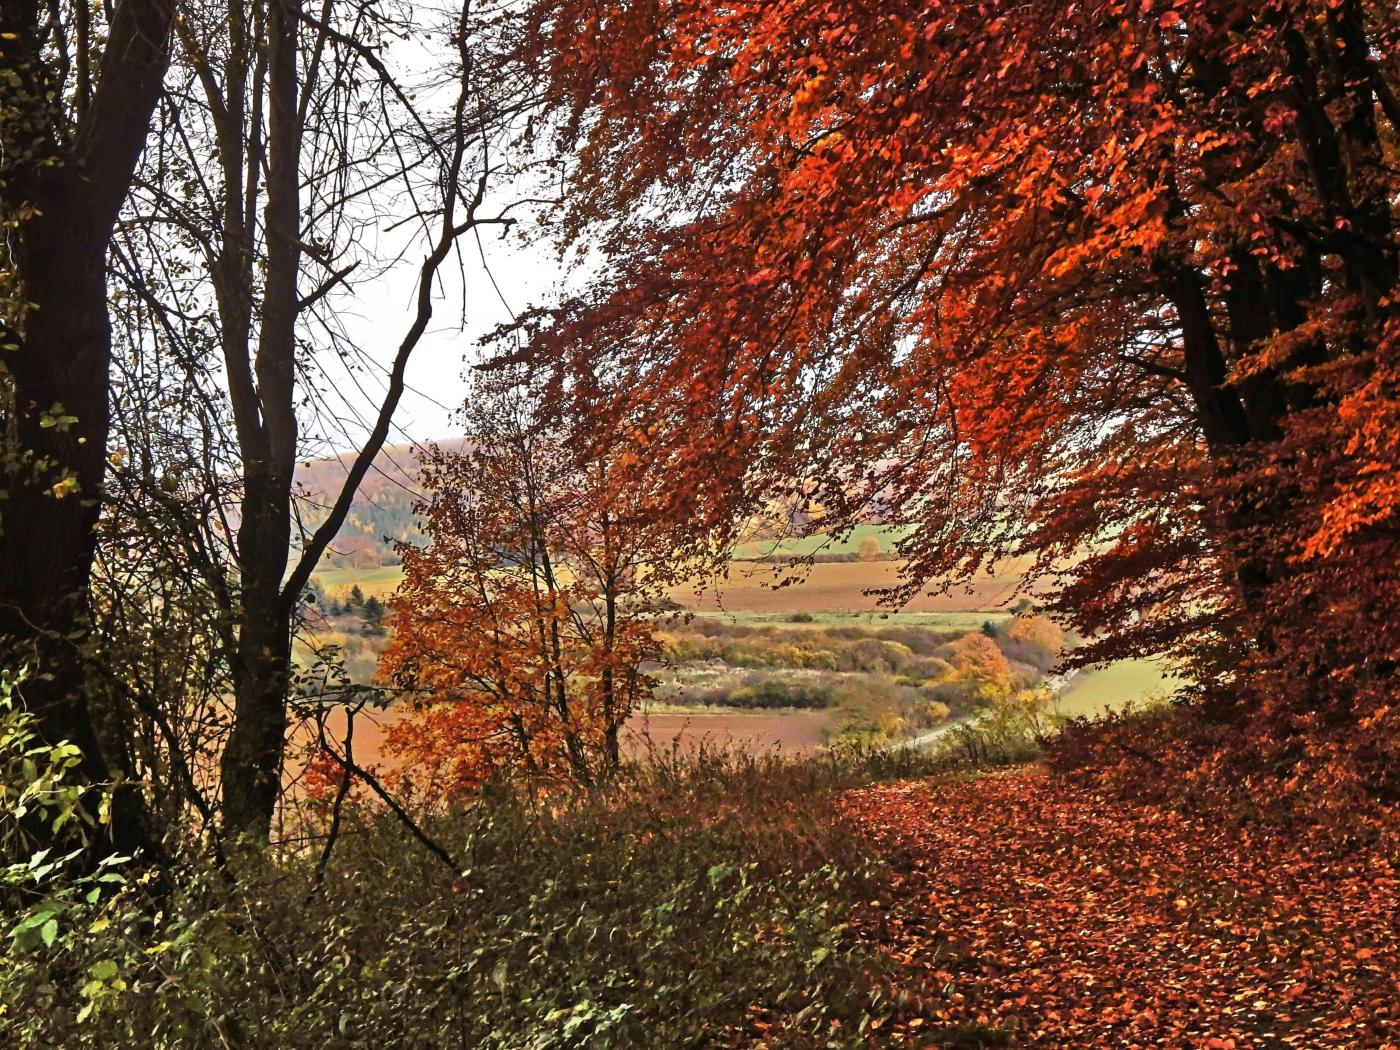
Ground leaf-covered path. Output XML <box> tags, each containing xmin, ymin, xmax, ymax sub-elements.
<box><xmin>843</xmin><ymin>771</ymin><xmax>1400</xmax><ymax>1048</ymax></box>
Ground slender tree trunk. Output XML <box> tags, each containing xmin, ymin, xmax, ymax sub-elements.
<box><xmin>218</xmin><ymin>0</ymin><xmax>303</xmax><ymax>842</ymax></box>
<box><xmin>600</xmin><ymin>554</ymin><xmax>622</xmax><ymax>770</ymax></box>
<box><xmin>219</xmin><ymin>480</ymin><xmax>294</xmax><ymax>841</ymax></box>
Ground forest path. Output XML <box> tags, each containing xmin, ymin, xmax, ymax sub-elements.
<box><xmin>841</xmin><ymin>771</ymin><xmax>1400</xmax><ymax>1048</ymax></box>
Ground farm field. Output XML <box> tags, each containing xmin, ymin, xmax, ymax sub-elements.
<box><xmin>622</xmin><ymin>709</ymin><xmax>833</xmax><ymax>756</ymax></box>
<box><xmin>288</xmin><ymin>648</ymin><xmax>1186</xmax><ymax>782</ymax></box>
<box><xmin>312</xmin><ymin>552</ymin><xmax>1037</xmax><ymax>612</ymax></box>
<box><xmin>313</xmin><ymin>563</ymin><xmax>405</xmax><ymax>598</ymax></box>
<box><xmin>1055</xmin><ymin>658</ymin><xmax>1183</xmax><ymax>719</ymax></box>
<box><xmin>666</xmin><ymin>558</ymin><xmax>1036</xmax><ymax>614</ymax></box>
<box><xmin>305</xmin><ymin>549</ymin><xmax>1184</xmax><ymax>770</ymax></box>
<box><xmin>685</xmin><ymin>609</ymin><xmax>1013</xmax><ymax>631</ymax></box>
<box><xmin>729</xmin><ymin>522</ymin><xmax>912</xmax><ymax>561</ymax></box>
<box><xmin>305</xmin><ymin>554</ymin><xmax>1184</xmax><ymax>764</ymax></box>
<box><xmin>288</xmin><ymin>703</ymin><xmax>834</xmax><ymax>778</ymax></box>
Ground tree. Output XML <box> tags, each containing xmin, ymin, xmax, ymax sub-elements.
<box><xmin>950</xmin><ymin>633</ymin><xmax>1013</xmax><ymax>703</ymax></box>
<box><xmin>88</xmin><ymin>329</ymin><xmax>244</xmax><ymax>846</ymax></box>
<box><xmin>377</xmin><ymin>384</ymin><xmax>667</xmax><ymax>796</ymax></box>
<box><xmin>511</xmin><ymin>0</ymin><xmax>1400</xmax><ymax>805</ymax></box>
<box><xmin>114</xmin><ymin>0</ymin><xmax>541</xmax><ymax>840</ymax></box>
<box><xmin>857</xmin><ymin>535</ymin><xmax>884</xmax><ymax>562</ymax></box>
<box><xmin>1</xmin><ymin>0</ymin><xmax>176</xmax><ymax>858</ymax></box>
<box><xmin>1001</xmin><ymin>614</ymin><xmax>1066</xmax><ymax>674</ymax></box>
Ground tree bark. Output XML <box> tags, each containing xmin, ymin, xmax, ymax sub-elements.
<box><xmin>1</xmin><ymin>0</ymin><xmax>175</xmax><ymax>857</ymax></box>
<box><xmin>218</xmin><ymin>0</ymin><xmax>303</xmax><ymax>843</ymax></box>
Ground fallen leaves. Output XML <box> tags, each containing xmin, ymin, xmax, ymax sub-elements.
<box><xmin>842</xmin><ymin>770</ymin><xmax>1400</xmax><ymax>1048</ymax></box>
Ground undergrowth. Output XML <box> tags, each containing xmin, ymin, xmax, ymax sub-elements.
<box><xmin>2</xmin><ymin>708</ymin><xmax>1036</xmax><ymax>1049</ymax></box>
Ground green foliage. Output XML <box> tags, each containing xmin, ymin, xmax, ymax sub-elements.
<box><xmin>1</xmin><ymin>676</ymin><xmax>144</xmax><ymax>1038</ymax></box>
<box><xmin>0</xmin><ymin>674</ymin><xmax>92</xmax><ymax>854</ymax></box>
<box><xmin>727</xmin><ymin>679</ymin><xmax>836</xmax><ymax>709</ymax></box>
<box><xmin>0</xmin><ymin>748</ymin><xmax>946</xmax><ymax>1048</ymax></box>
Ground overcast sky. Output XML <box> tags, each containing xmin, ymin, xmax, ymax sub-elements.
<box><xmin>335</xmin><ymin>224</ymin><xmax>564</xmax><ymax>448</ymax></box>
<box><xmin>299</xmin><ymin>25</ymin><xmax>576</xmax><ymax>457</ymax></box>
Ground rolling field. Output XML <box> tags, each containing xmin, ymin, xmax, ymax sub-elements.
<box><xmin>683</xmin><ymin>609</ymin><xmax>1012</xmax><ymax>631</ymax></box>
<box><xmin>303</xmin><ymin>553</ymin><xmax>1178</xmax><ymax>771</ymax></box>
<box><xmin>288</xmin><ymin>704</ymin><xmax>834</xmax><ymax>779</ymax></box>
<box><xmin>313</xmin><ymin>564</ymin><xmax>405</xmax><ymax>598</ymax></box>
<box><xmin>315</xmin><ymin>554</ymin><xmax>1037</xmax><ymax>611</ymax></box>
<box><xmin>1055</xmin><ymin>658</ymin><xmax>1183</xmax><ymax>718</ymax></box>
<box><xmin>667</xmin><ymin>559</ymin><xmax>1036</xmax><ymax>614</ymax></box>
<box><xmin>622</xmin><ymin>709</ymin><xmax>832</xmax><ymax>756</ymax></box>
<box><xmin>729</xmin><ymin>523</ymin><xmax>912</xmax><ymax>561</ymax></box>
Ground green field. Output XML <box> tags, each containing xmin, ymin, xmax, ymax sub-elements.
<box><xmin>1055</xmin><ymin>658</ymin><xmax>1183</xmax><ymax>718</ymax></box>
<box><xmin>313</xmin><ymin>564</ymin><xmax>405</xmax><ymax>598</ymax></box>
<box><xmin>683</xmin><ymin>609</ymin><xmax>1012</xmax><ymax>631</ymax></box>
<box><xmin>730</xmin><ymin>523</ymin><xmax>913</xmax><ymax>561</ymax></box>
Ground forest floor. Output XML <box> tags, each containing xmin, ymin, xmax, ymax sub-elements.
<box><xmin>842</xmin><ymin>769</ymin><xmax>1400</xmax><ymax>1049</ymax></box>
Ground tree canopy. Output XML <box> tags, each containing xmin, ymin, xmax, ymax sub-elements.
<box><xmin>510</xmin><ymin>0</ymin><xmax>1400</xmax><ymax>811</ymax></box>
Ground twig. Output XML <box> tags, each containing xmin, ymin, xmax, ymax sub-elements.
<box><xmin>310</xmin><ymin>706</ymin><xmax>355</xmax><ymax>890</ymax></box>
<box><xmin>319</xmin><ymin>733</ymin><xmax>465</xmax><ymax>876</ymax></box>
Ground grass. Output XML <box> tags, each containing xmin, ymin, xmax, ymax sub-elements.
<box><xmin>312</xmin><ymin>564</ymin><xmax>405</xmax><ymax>598</ymax></box>
<box><xmin>1054</xmin><ymin>658</ymin><xmax>1183</xmax><ymax>718</ymax></box>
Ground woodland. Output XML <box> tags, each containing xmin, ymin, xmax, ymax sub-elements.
<box><xmin>2</xmin><ymin>0</ymin><xmax>1399</xmax><ymax>1046</ymax></box>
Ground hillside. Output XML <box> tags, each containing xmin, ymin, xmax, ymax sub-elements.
<box><xmin>294</xmin><ymin>440</ymin><xmax>462</xmax><ymax>568</ymax></box>
<box><xmin>297</xmin><ymin>444</ymin><xmax>918</xmax><ymax>574</ymax></box>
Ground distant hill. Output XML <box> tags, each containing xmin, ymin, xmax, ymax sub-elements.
<box><xmin>295</xmin><ymin>438</ymin><xmax>896</xmax><ymax>573</ymax></box>
<box><xmin>295</xmin><ymin>440</ymin><xmax>465</xmax><ymax>569</ymax></box>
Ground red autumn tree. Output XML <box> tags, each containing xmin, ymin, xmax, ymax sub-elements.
<box><xmin>506</xmin><ymin>0</ymin><xmax>1400</xmax><ymax>810</ymax></box>
<box><xmin>377</xmin><ymin>384</ymin><xmax>668</xmax><ymax>798</ymax></box>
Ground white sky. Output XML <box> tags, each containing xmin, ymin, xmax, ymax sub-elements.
<box><xmin>334</xmin><ymin>225</ymin><xmax>564</xmax><ymax>448</ymax></box>
<box><xmin>297</xmin><ymin>22</ymin><xmax>576</xmax><ymax>457</ymax></box>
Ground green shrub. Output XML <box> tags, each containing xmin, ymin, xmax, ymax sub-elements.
<box><xmin>728</xmin><ymin>679</ymin><xmax>836</xmax><ymax>709</ymax></box>
<box><xmin>3</xmin><ymin>747</ymin><xmax>930</xmax><ymax>1049</ymax></box>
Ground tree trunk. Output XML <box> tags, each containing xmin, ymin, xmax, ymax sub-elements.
<box><xmin>0</xmin><ymin>0</ymin><xmax>174</xmax><ymax>857</ymax></box>
<box><xmin>0</xmin><ymin>185</ymin><xmax>154</xmax><ymax>856</ymax></box>
<box><xmin>217</xmin><ymin>0</ymin><xmax>303</xmax><ymax>842</ymax></box>
<box><xmin>219</xmin><ymin>468</ymin><xmax>295</xmax><ymax>841</ymax></box>
<box><xmin>220</xmin><ymin>591</ymin><xmax>292</xmax><ymax>842</ymax></box>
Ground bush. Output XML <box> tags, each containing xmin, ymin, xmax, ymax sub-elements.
<box><xmin>849</xmin><ymin>639</ymin><xmax>914</xmax><ymax>674</ymax></box>
<box><xmin>3</xmin><ymin>748</ymin><xmax>936</xmax><ymax>1049</ymax></box>
<box><xmin>728</xmin><ymin>679</ymin><xmax>836</xmax><ymax>709</ymax></box>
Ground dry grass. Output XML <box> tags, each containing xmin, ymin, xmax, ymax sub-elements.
<box><xmin>667</xmin><ymin>559</ymin><xmax>1036</xmax><ymax>614</ymax></box>
<box><xmin>623</xmin><ymin>709</ymin><xmax>834</xmax><ymax>756</ymax></box>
